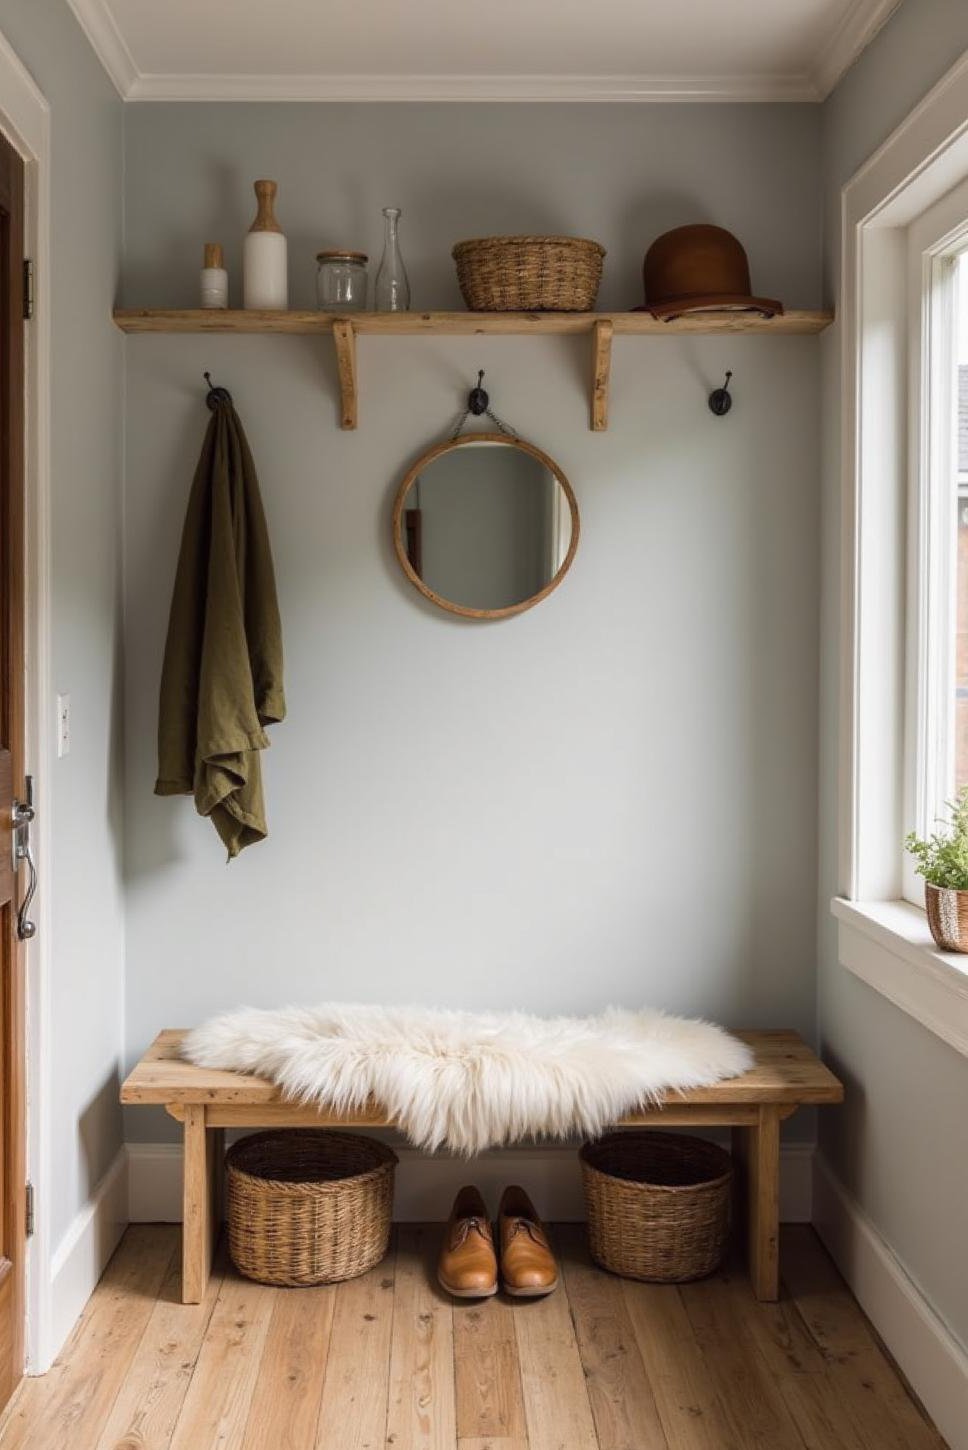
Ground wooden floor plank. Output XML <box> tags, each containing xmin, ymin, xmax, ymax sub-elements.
<box><xmin>557</xmin><ymin>1226</ymin><xmax>667</xmax><ymax>1450</ymax></box>
<box><xmin>458</xmin><ymin>1440</ymin><xmax>529</xmax><ymax>1450</ymax></box>
<box><xmin>780</xmin><ymin>1227</ymin><xmax>883</xmax><ymax>1354</ymax></box>
<box><xmin>452</xmin><ymin>1305</ymin><xmax>524</xmax><ymax>1450</ymax></box>
<box><xmin>779</xmin><ymin>1227</ymin><xmax>947</xmax><ymax>1450</ymax></box>
<box><xmin>679</xmin><ymin>1270</ymin><xmax>809</xmax><ymax>1450</ymax></box>
<box><xmin>453</xmin><ymin>1275</ymin><xmax>527</xmax><ymax>1443</ymax></box>
<box><xmin>241</xmin><ymin>1277</ymin><xmax>337</xmax><ymax>1450</ymax></box>
<box><xmin>0</xmin><ymin>1226</ymin><xmax>176</xmax><ymax>1450</ymax></box>
<box><xmin>774</xmin><ymin>1368</ymin><xmax>871</xmax><ymax>1450</ymax></box>
<box><xmin>512</xmin><ymin>1231</ymin><xmax>598</xmax><ymax>1450</ymax></box>
<box><xmin>621</xmin><ymin>1277</ymin><xmax>742</xmax><ymax>1450</ymax></box>
<box><xmin>720</xmin><ymin>1260</ymin><xmax>827</xmax><ymax>1378</ymax></box>
<box><xmin>167</xmin><ymin>1264</ymin><xmax>275</xmax><ymax>1450</ymax></box>
<box><xmin>93</xmin><ymin>1238</ymin><xmax>225</xmax><ymax>1450</ymax></box>
<box><xmin>314</xmin><ymin>1230</ymin><xmax>396</xmax><ymax>1449</ymax></box>
<box><xmin>714</xmin><ymin>1257</ymin><xmax>868</xmax><ymax>1450</ymax></box>
<box><xmin>386</xmin><ymin>1225</ymin><xmax>456</xmax><ymax>1450</ymax></box>
<box><xmin>453</xmin><ymin>1304</ymin><xmax>528</xmax><ymax>1445</ymax></box>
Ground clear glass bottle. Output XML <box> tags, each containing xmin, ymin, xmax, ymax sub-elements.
<box><xmin>374</xmin><ymin>207</ymin><xmax>411</xmax><ymax>312</ymax></box>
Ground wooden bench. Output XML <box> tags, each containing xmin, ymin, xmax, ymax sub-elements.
<box><xmin>121</xmin><ymin>1027</ymin><xmax>843</xmax><ymax>1306</ymax></box>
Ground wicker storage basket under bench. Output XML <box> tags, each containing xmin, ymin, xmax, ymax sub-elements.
<box><xmin>226</xmin><ymin>1129</ymin><xmax>396</xmax><ymax>1286</ymax></box>
<box><xmin>581</xmin><ymin>1130</ymin><xmax>732</xmax><ymax>1281</ymax></box>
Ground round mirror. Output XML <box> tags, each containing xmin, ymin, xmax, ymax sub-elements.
<box><xmin>392</xmin><ymin>434</ymin><xmax>579</xmax><ymax>619</ymax></box>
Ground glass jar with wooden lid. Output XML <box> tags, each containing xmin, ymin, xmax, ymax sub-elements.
<box><xmin>316</xmin><ymin>250</ymin><xmax>368</xmax><ymax>311</ymax></box>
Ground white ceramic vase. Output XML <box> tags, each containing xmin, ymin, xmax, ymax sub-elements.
<box><xmin>243</xmin><ymin>180</ymin><xmax>287</xmax><ymax>311</ymax></box>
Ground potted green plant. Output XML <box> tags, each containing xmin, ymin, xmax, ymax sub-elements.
<box><xmin>905</xmin><ymin>786</ymin><xmax>968</xmax><ymax>951</ymax></box>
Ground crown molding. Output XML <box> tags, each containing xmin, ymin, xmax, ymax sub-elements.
<box><xmin>811</xmin><ymin>0</ymin><xmax>902</xmax><ymax>99</ymax></box>
<box><xmin>125</xmin><ymin>70</ymin><xmax>820</xmax><ymax>103</ymax></box>
<box><xmin>65</xmin><ymin>0</ymin><xmax>900</xmax><ymax>105</ymax></box>
<box><xmin>64</xmin><ymin>0</ymin><xmax>137</xmax><ymax>98</ymax></box>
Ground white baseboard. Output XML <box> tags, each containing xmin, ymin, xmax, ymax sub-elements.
<box><xmin>127</xmin><ymin>1138</ymin><xmax>815</xmax><ymax>1224</ymax></box>
<box><xmin>813</xmin><ymin>1153</ymin><xmax>968</xmax><ymax>1450</ymax></box>
<box><xmin>779</xmin><ymin>1142</ymin><xmax>814</xmax><ymax>1223</ymax></box>
<box><xmin>127</xmin><ymin>1142</ymin><xmax>183</xmax><ymax>1222</ymax></box>
<box><xmin>41</xmin><ymin>1148</ymin><xmax>128</xmax><ymax>1373</ymax></box>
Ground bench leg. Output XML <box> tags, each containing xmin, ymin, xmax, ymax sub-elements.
<box><xmin>212</xmin><ymin>1126</ymin><xmax>225</xmax><ymax>1234</ymax></box>
<box><xmin>732</xmin><ymin>1106</ymin><xmax>781</xmax><ymax>1301</ymax></box>
<box><xmin>182</xmin><ymin>1104</ymin><xmax>215</xmax><ymax>1304</ymax></box>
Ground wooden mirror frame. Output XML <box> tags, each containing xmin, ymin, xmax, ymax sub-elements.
<box><xmin>391</xmin><ymin>432</ymin><xmax>580</xmax><ymax>620</ymax></box>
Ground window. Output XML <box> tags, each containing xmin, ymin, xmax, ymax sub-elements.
<box><xmin>903</xmin><ymin>180</ymin><xmax>968</xmax><ymax>904</ymax></box>
<box><xmin>956</xmin><ymin>259</ymin><xmax>968</xmax><ymax>790</ymax></box>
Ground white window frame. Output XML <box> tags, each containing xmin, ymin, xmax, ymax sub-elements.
<box><xmin>835</xmin><ymin>49</ymin><xmax>968</xmax><ymax>1059</ymax></box>
<box><xmin>902</xmin><ymin>183</ymin><xmax>968</xmax><ymax>904</ymax></box>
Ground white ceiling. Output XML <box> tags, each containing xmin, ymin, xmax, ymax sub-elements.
<box><xmin>66</xmin><ymin>0</ymin><xmax>903</xmax><ymax>102</ymax></box>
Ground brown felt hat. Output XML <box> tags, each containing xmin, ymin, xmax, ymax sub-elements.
<box><xmin>640</xmin><ymin>224</ymin><xmax>782</xmax><ymax>320</ymax></box>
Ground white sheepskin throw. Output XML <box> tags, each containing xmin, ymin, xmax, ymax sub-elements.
<box><xmin>183</xmin><ymin>1002</ymin><xmax>753</xmax><ymax>1156</ymax></box>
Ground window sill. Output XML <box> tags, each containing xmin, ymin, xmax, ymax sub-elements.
<box><xmin>832</xmin><ymin>898</ymin><xmax>968</xmax><ymax>1058</ymax></box>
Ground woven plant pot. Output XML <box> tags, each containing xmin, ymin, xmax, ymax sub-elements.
<box><xmin>226</xmin><ymin>1130</ymin><xmax>397</xmax><ymax>1286</ymax></box>
<box><xmin>452</xmin><ymin>235</ymin><xmax>605</xmax><ymax>312</ymax></box>
<box><xmin>925</xmin><ymin>883</ymin><xmax>968</xmax><ymax>952</ymax></box>
<box><xmin>580</xmin><ymin>1131</ymin><xmax>731</xmax><ymax>1282</ymax></box>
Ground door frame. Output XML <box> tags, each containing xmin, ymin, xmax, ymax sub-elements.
<box><xmin>0</xmin><ymin>28</ymin><xmax>53</xmax><ymax>1377</ymax></box>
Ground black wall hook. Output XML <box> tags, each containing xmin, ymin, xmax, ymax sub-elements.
<box><xmin>204</xmin><ymin>371</ymin><xmax>233</xmax><ymax>410</ymax></box>
<box><xmin>468</xmin><ymin>369</ymin><xmax>489</xmax><ymax>416</ymax></box>
<box><xmin>449</xmin><ymin>368</ymin><xmax>518</xmax><ymax>439</ymax></box>
<box><xmin>708</xmin><ymin>370</ymin><xmax>733</xmax><ymax>417</ymax></box>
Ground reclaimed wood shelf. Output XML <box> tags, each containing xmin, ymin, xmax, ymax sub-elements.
<box><xmin>113</xmin><ymin>308</ymin><xmax>834</xmax><ymax>433</ymax></box>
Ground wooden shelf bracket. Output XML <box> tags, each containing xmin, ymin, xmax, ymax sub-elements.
<box><xmin>332</xmin><ymin>318</ymin><xmax>358</xmax><ymax>430</ymax></box>
<box><xmin>591</xmin><ymin>318</ymin><xmax>614</xmax><ymax>431</ymax></box>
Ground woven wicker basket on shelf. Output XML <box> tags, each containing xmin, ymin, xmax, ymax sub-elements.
<box><xmin>452</xmin><ymin>235</ymin><xmax>606</xmax><ymax>311</ymax></box>
<box><xmin>226</xmin><ymin>1129</ymin><xmax>397</xmax><ymax>1286</ymax></box>
<box><xmin>580</xmin><ymin>1131</ymin><xmax>731</xmax><ymax>1282</ymax></box>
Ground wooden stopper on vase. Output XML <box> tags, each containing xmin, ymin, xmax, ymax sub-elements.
<box><xmin>203</xmin><ymin>242</ymin><xmax>224</xmax><ymax>269</ymax></box>
<box><xmin>250</xmin><ymin>180</ymin><xmax>282</xmax><ymax>233</ymax></box>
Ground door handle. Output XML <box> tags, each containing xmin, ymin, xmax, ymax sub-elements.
<box><xmin>12</xmin><ymin>776</ymin><xmax>37</xmax><ymax>941</ymax></box>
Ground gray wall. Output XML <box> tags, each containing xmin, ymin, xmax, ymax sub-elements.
<box><xmin>120</xmin><ymin>102</ymin><xmax>822</xmax><ymax>1143</ymax></box>
<box><xmin>0</xmin><ymin>0</ymin><xmax>125</xmax><ymax>1247</ymax></box>
<box><xmin>819</xmin><ymin>0</ymin><xmax>968</xmax><ymax>1346</ymax></box>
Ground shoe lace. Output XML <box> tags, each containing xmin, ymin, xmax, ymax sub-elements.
<box><xmin>451</xmin><ymin>1215</ymin><xmax>491</xmax><ymax>1249</ymax></box>
<box><xmin>506</xmin><ymin>1216</ymin><xmax>545</xmax><ymax>1244</ymax></box>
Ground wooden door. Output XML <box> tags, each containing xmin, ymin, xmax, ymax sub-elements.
<box><xmin>0</xmin><ymin>125</ymin><xmax>27</xmax><ymax>1412</ymax></box>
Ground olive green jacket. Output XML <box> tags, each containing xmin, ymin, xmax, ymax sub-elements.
<box><xmin>155</xmin><ymin>398</ymin><xmax>285</xmax><ymax>857</ymax></box>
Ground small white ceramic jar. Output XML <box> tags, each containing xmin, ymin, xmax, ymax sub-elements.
<box><xmin>200</xmin><ymin>242</ymin><xmax>228</xmax><ymax>309</ymax></box>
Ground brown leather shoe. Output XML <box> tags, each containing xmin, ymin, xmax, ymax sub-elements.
<box><xmin>498</xmin><ymin>1186</ymin><xmax>558</xmax><ymax>1297</ymax></box>
<box><xmin>438</xmin><ymin>1186</ymin><xmax>498</xmax><ymax>1298</ymax></box>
